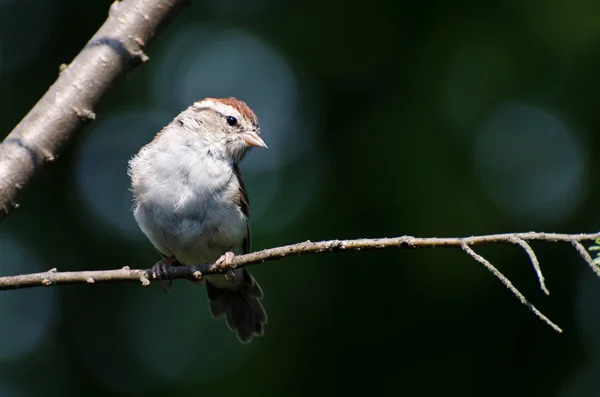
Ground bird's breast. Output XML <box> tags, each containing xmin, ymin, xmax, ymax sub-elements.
<box><xmin>131</xmin><ymin>143</ymin><xmax>247</xmax><ymax>264</ymax></box>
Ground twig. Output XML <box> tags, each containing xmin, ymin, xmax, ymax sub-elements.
<box><xmin>508</xmin><ymin>236</ymin><xmax>548</xmax><ymax>295</ymax></box>
<box><xmin>460</xmin><ymin>240</ymin><xmax>562</xmax><ymax>333</ymax></box>
<box><xmin>571</xmin><ymin>240</ymin><xmax>600</xmax><ymax>278</ymax></box>
<box><xmin>0</xmin><ymin>0</ymin><xmax>189</xmax><ymax>221</ymax></box>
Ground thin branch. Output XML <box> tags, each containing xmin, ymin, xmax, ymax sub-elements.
<box><xmin>571</xmin><ymin>240</ymin><xmax>600</xmax><ymax>278</ymax></box>
<box><xmin>0</xmin><ymin>0</ymin><xmax>189</xmax><ymax>221</ymax></box>
<box><xmin>0</xmin><ymin>231</ymin><xmax>598</xmax><ymax>291</ymax></box>
<box><xmin>508</xmin><ymin>236</ymin><xmax>548</xmax><ymax>295</ymax></box>
<box><xmin>460</xmin><ymin>240</ymin><xmax>562</xmax><ymax>333</ymax></box>
<box><xmin>4</xmin><ymin>230</ymin><xmax>597</xmax><ymax>332</ymax></box>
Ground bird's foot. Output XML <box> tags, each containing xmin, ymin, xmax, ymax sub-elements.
<box><xmin>152</xmin><ymin>256</ymin><xmax>178</xmax><ymax>293</ymax></box>
<box><xmin>214</xmin><ymin>251</ymin><xmax>237</xmax><ymax>281</ymax></box>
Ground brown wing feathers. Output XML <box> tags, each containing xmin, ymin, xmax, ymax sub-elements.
<box><xmin>233</xmin><ymin>164</ymin><xmax>251</xmax><ymax>255</ymax></box>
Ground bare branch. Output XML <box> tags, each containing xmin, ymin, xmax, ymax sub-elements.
<box><xmin>0</xmin><ymin>231</ymin><xmax>597</xmax><ymax>291</ymax></box>
<box><xmin>460</xmin><ymin>240</ymin><xmax>561</xmax><ymax>333</ymax></box>
<box><xmin>508</xmin><ymin>236</ymin><xmax>548</xmax><ymax>295</ymax></box>
<box><xmin>0</xmin><ymin>231</ymin><xmax>596</xmax><ymax>333</ymax></box>
<box><xmin>0</xmin><ymin>0</ymin><xmax>189</xmax><ymax>221</ymax></box>
<box><xmin>0</xmin><ymin>266</ymin><xmax>153</xmax><ymax>290</ymax></box>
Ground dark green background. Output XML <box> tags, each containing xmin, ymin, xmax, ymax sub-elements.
<box><xmin>0</xmin><ymin>0</ymin><xmax>599</xmax><ymax>395</ymax></box>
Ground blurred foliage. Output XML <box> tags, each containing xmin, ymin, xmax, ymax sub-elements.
<box><xmin>590</xmin><ymin>239</ymin><xmax>600</xmax><ymax>266</ymax></box>
<box><xmin>0</xmin><ymin>0</ymin><xmax>600</xmax><ymax>396</ymax></box>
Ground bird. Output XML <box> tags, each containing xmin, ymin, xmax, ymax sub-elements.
<box><xmin>128</xmin><ymin>97</ymin><xmax>268</xmax><ymax>343</ymax></box>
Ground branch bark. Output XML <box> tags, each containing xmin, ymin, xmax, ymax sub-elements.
<box><xmin>0</xmin><ymin>0</ymin><xmax>189</xmax><ymax>221</ymax></box>
<box><xmin>3</xmin><ymin>231</ymin><xmax>599</xmax><ymax>332</ymax></box>
<box><xmin>0</xmin><ymin>232</ymin><xmax>600</xmax><ymax>293</ymax></box>
<box><xmin>3</xmin><ymin>232</ymin><xmax>598</xmax><ymax>291</ymax></box>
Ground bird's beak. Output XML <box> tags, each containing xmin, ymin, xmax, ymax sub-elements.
<box><xmin>241</xmin><ymin>130</ymin><xmax>268</xmax><ymax>148</ymax></box>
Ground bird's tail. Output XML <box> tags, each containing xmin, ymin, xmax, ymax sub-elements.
<box><xmin>205</xmin><ymin>269</ymin><xmax>267</xmax><ymax>343</ymax></box>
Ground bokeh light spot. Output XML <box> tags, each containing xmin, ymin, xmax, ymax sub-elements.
<box><xmin>75</xmin><ymin>108</ymin><xmax>173</xmax><ymax>241</ymax></box>
<box><xmin>152</xmin><ymin>24</ymin><xmax>311</xmax><ymax>170</ymax></box>
<box><xmin>150</xmin><ymin>24</ymin><xmax>323</xmax><ymax>233</ymax></box>
<box><xmin>473</xmin><ymin>103</ymin><xmax>586</xmax><ymax>225</ymax></box>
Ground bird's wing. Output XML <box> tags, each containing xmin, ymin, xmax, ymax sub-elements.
<box><xmin>233</xmin><ymin>164</ymin><xmax>251</xmax><ymax>255</ymax></box>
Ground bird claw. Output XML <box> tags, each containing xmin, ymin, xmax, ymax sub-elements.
<box><xmin>215</xmin><ymin>251</ymin><xmax>235</xmax><ymax>268</ymax></box>
<box><xmin>215</xmin><ymin>252</ymin><xmax>237</xmax><ymax>281</ymax></box>
<box><xmin>152</xmin><ymin>257</ymin><xmax>176</xmax><ymax>293</ymax></box>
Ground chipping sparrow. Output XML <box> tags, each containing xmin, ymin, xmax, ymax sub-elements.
<box><xmin>128</xmin><ymin>97</ymin><xmax>268</xmax><ymax>343</ymax></box>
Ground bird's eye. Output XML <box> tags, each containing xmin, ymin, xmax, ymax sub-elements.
<box><xmin>226</xmin><ymin>116</ymin><xmax>238</xmax><ymax>126</ymax></box>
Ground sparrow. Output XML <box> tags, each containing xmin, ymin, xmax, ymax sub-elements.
<box><xmin>128</xmin><ymin>97</ymin><xmax>268</xmax><ymax>343</ymax></box>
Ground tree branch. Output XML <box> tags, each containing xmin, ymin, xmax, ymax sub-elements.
<box><xmin>508</xmin><ymin>236</ymin><xmax>548</xmax><ymax>295</ymax></box>
<box><xmin>1</xmin><ymin>231</ymin><xmax>599</xmax><ymax>333</ymax></box>
<box><xmin>460</xmin><ymin>240</ymin><xmax>561</xmax><ymax>332</ymax></box>
<box><xmin>3</xmin><ymin>231</ymin><xmax>598</xmax><ymax>290</ymax></box>
<box><xmin>0</xmin><ymin>0</ymin><xmax>189</xmax><ymax>221</ymax></box>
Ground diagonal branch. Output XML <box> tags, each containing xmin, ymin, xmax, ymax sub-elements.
<box><xmin>0</xmin><ymin>0</ymin><xmax>189</xmax><ymax>221</ymax></box>
<box><xmin>571</xmin><ymin>240</ymin><xmax>600</xmax><ymax>278</ymax></box>
<box><xmin>508</xmin><ymin>236</ymin><xmax>548</xmax><ymax>295</ymax></box>
<box><xmin>460</xmin><ymin>240</ymin><xmax>561</xmax><ymax>333</ymax></box>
